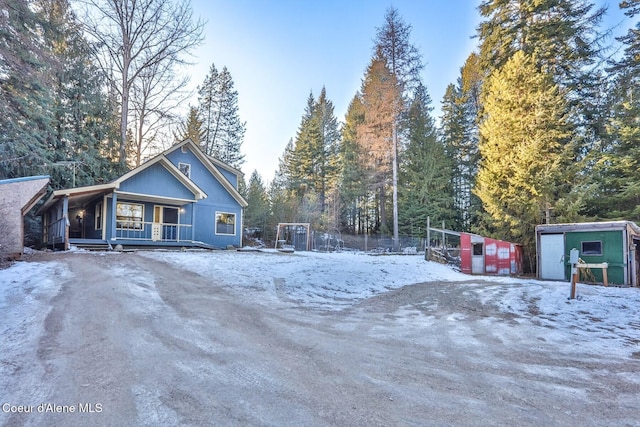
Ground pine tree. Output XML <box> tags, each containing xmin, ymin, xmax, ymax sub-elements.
<box><xmin>38</xmin><ymin>0</ymin><xmax>118</xmax><ymax>187</ymax></box>
<box><xmin>357</xmin><ymin>51</ymin><xmax>397</xmax><ymax>233</ymax></box>
<box><xmin>197</xmin><ymin>64</ymin><xmax>246</xmax><ymax>168</ymax></box>
<box><xmin>0</xmin><ymin>0</ymin><xmax>53</xmax><ymax>179</ymax></box>
<box><xmin>337</xmin><ymin>95</ymin><xmax>367</xmax><ymax>234</ymax></box>
<box><xmin>281</xmin><ymin>89</ymin><xmax>340</xmax><ymax>228</ymax></box>
<box><xmin>582</xmin><ymin>1</ymin><xmax>640</xmax><ymax>220</ymax></box>
<box><xmin>373</xmin><ymin>7</ymin><xmax>424</xmax><ymax>249</ymax></box>
<box><xmin>440</xmin><ymin>53</ymin><xmax>483</xmax><ymax>230</ymax></box>
<box><xmin>243</xmin><ymin>170</ymin><xmax>270</xmax><ymax>238</ymax></box>
<box><xmin>475</xmin><ymin>51</ymin><xmax>573</xmax><ymax>269</ymax></box>
<box><xmin>399</xmin><ymin>83</ymin><xmax>454</xmax><ymax>236</ymax></box>
<box><xmin>175</xmin><ymin>106</ymin><xmax>205</xmax><ymax>145</ymax></box>
<box><xmin>477</xmin><ymin>0</ymin><xmax>604</xmax><ymax>92</ymax></box>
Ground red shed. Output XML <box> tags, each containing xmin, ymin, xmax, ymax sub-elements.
<box><xmin>460</xmin><ymin>233</ymin><xmax>523</xmax><ymax>276</ymax></box>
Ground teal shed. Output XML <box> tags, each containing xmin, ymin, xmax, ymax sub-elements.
<box><xmin>535</xmin><ymin>221</ymin><xmax>640</xmax><ymax>286</ymax></box>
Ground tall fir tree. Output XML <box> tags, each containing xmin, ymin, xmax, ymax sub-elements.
<box><xmin>582</xmin><ymin>1</ymin><xmax>640</xmax><ymax>220</ymax></box>
<box><xmin>197</xmin><ymin>63</ymin><xmax>246</xmax><ymax>168</ymax></box>
<box><xmin>281</xmin><ymin>88</ymin><xmax>340</xmax><ymax>228</ymax></box>
<box><xmin>243</xmin><ymin>170</ymin><xmax>270</xmax><ymax>237</ymax></box>
<box><xmin>175</xmin><ymin>106</ymin><xmax>205</xmax><ymax>145</ymax></box>
<box><xmin>440</xmin><ymin>52</ymin><xmax>483</xmax><ymax>230</ymax></box>
<box><xmin>373</xmin><ymin>7</ymin><xmax>423</xmax><ymax>248</ymax></box>
<box><xmin>398</xmin><ymin>83</ymin><xmax>454</xmax><ymax>236</ymax></box>
<box><xmin>358</xmin><ymin>51</ymin><xmax>396</xmax><ymax>233</ymax></box>
<box><xmin>337</xmin><ymin>95</ymin><xmax>367</xmax><ymax>234</ymax></box>
<box><xmin>0</xmin><ymin>0</ymin><xmax>53</xmax><ymax>179</ymax></box>
<box><xmin>475</xmin><ymin>51</ymin><xmax>574</xmax><ymax>270</ymax></box>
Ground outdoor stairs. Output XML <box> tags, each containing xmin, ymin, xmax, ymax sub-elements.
<box><xmin>68</xmin><ymin>239</ymin><xmax>112</xmax><ymax>251</ymax></box>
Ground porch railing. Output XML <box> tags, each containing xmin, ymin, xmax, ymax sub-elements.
<box><xmin>46</xmin><ymin>217</ymin><xmax>69</xmax><ymax>246</ymax></box>
<box><xmin>115</xmin><ymin>221</ymin><xmax>193</xmax><ymax>242</ymax></box>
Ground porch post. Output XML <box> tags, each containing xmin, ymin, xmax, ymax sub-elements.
<box><xmin>191</xmin><ymin>203</ymin><xmax>196</xmax><ymax>241</ymax></box>
<box><xmin>110</xmin><ymin>192</ymin><xmax>118</xmax><ymax>241</ymax></box>
<box><xmin>63</xmin><ymin>195</ymin><xmax>70</xmax><ymax>251</ymax></box>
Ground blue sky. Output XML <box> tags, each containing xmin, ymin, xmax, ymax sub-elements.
<box><xmin>186</xmin><ymin>0</ymin><xmax>631</xmax><ymax>183</ymax></box>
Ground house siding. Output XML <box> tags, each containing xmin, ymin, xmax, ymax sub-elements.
<box><xmin>119</xmin><ymin>162</ymin><xmax>195</xmax><ymax>200</ymax></box>
<box><xmin>166</xmin><ymin>146</ymin><xmax>243</xmax><ymax>247</ymax></box>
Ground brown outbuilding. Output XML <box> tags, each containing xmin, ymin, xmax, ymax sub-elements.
<box><xmin>0</xmin><ymin>175</ymin><xmax>50</xmax><ymax>259</ymax></box>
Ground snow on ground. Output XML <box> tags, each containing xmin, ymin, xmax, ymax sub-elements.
<box><xmin>140</xmin><ymin>249</ymin><xmax>640</xmax><ymax>358</ymax></box>
<box><xmin>139</xmin><ymin>249</ymin><xmax>469</xmax><ymax>308</ymax></box>
<box><xmin>0</xmin><ymin>261</ymin><xmax>71</xmax><ymax>402</ymax></box>
<box><xmin>2</xmin><ymin>249</ymin><xmax>639</xmax><ymax>361</ymax></box>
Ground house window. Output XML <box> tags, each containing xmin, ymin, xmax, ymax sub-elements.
<box><xmin>95</xmin><ymin>202</ymin><xmax>102</xmax><ymax>230</ymax></box>
<box><xmin>116</xmin><ymin>202</ymin><xmax>144</xmax><ymax>229</ymax></box>
<box><xmin>215</xmin><ymin>212</ymin><xmax>236</xmax><ymax>235</ymax></box>
<box><xmin>581</xmin><ymin>241</ymin><xmax>602</xmax><ymax>256</ymax></box>
<box><xmin>178</xmin><ymin>162</ymin><xmax>191</xmax><ymax>178</ymax></box>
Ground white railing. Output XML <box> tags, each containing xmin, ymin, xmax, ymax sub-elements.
<box><xmin>116</xmin><ymin>221</ymin><xmax>192</xmax><ymax>242</ymax></box>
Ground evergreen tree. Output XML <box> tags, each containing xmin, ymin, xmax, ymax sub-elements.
<box><xmin>197</xmin><ymin>63</ymin><xmax>246</xmax><ymax>168</ymax></box>
<box><xmin>399</xmin><ymin>83</ymin><xmax>454</xmax><ymax>236</ymax></box>
<box><xmin>243</xmin><ymin>170</ymin><xmax>270</xmax><ymax>238</ymax></box>
<box><xmin>475</xmin><ymin>51</ymin><xmax>574</xmax><ymax>269</ymax></box>
<box><xmin>373</xmin><ymin>7</ymin><xmax>424</xmax><ymax>249</ymax></box>
<box><xmin>477</xmin><ymin>0</ymin><xmax>605</xmax><ymax>92</ymax></box>
<box><xmin>0</xmin><ymin>0</ymin><xmax>53</xmax><ymax>179</ymax></box>
<box><xmin>440</xmin><ymin>52</ymin><xmax>483</xmax><ymax>230</ymax></box>
<box><xmin>582</xmin><ymin>1</ymin><xmax>640</xmax><ymax>220</ymax></box>
<box><xmin>337</xmin><ymin>95</ymin><xmax>367</xmax><ymax>234</ymax></box>
<box><xmin>39</xmin><ymin>0</ymin><xmax>118</xmax><ymax>187</ymax></box>
<box><xmin>281</xmin><ymin>88</ymin><xmax>340</xmax><ymax>228</ymax></box>
<box><xmin>0</xmin><ymin>0</ymin><xmax>118</xmax><ymax>185</ymax></box>
<box><xmin>358</xmin><ymin>51</ymin><xmax>397</xmax><ymax>233</ymax></box>
<box><xmin>175</xmin><ymin>106</ymin><xmax>205</xmax><ymax>145</ymax></box>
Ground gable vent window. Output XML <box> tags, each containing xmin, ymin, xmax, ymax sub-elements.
<box><xmin>178</xmin><ymin>162</ymin><xmax>191</xmax><ymax>178</ymax></box>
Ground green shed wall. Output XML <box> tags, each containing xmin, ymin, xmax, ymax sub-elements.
<box><xmin>564</xmin><ymin>230</ymin><xmax>625</xmax><ymax>285</ymax></box>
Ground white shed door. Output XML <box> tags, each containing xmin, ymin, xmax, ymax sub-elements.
<box><xmin>540</xmin><ymin>234</ymin><xmax>565</xmax><ymax>280</ymax></box>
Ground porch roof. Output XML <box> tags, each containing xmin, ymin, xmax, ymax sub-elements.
<box><xmin>37</xmin><ymin>155</ymin><xmax>208</xmax><ymax>215</ymax></box>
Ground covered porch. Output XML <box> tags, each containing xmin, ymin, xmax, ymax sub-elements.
<box><xmin>39</xmin><ymin>185</ymin><xmax>201</xmax><ymax>250</ymax></box>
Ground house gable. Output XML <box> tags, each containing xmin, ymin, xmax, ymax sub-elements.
<box><xmin>164</xmin><ymin>139</ymin><xmax>247</xmax><ymax>208</ymax></box>
<box><xmin>118</xmin><ymin>160</ymin><xmax>199</xmax><ymax>201</ymax></box>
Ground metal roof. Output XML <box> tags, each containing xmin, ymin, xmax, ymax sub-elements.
<box><xmin>0</xmin><ymin>175</ymin><xmax>50</xmax><ymax>185</ymax></box>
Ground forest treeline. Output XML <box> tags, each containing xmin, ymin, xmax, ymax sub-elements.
<box><xmin>2</xmin><ymin>0</ymin><xmax>640</xmax><ymax>267</ymax></box>
<box><xmin>244</xmin><ymin>1</ymin><xmax>640</xmax><ymax>268</ymax></box>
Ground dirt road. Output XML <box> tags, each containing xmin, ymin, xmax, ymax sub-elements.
<box><xmin>1</xmin><ymin>252</ymin><xmax>639</xmax><ymax>426</ymax></box>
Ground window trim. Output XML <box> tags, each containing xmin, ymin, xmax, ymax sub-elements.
<box><xmin>215</xmin><ymin>211</ymin><xmax>236</xmax><ymax>236</ymax></box>
<box><xmin>581</xmin><ymin>240</ymin><xmax>603</xmax><ymax>256</ymax></box>
<box><xmin>178</xmin><ymin>162</ymin><xmax>191</xmax><ymax>178</ymax></box>
<box><xmin>116</xmin><ymin>202</ymin><xmax>144</xmax><ymax>230</ymax></box>
<box><xmin>95</xmin><ymin>201</ymin><xmax>103</xmax><ymax>230</ymax></box>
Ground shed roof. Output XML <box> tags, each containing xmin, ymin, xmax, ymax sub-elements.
<box><xmin>0</xmin><ymin>175</ymin><xmax>50</xmax><ymax>185</ymax></box>
<box><xmin>536</xmin><ymin>221</ymin><xmax>640</xmax><ymax>235</ymax></box>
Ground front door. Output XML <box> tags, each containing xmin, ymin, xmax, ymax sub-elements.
<box><xmin>153</xmin><ymin>206</ymin><xmax>179</xmax><ymax>241</ymax></box>
<box><xmin>152</xmin><ymin>206</ymin><xmax>163</xmax><ymax>241</ymax></box>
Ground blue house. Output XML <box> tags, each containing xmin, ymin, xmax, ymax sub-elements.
<box><xmin>38</xmin><ymin>139</ymin><xmax>247</xmax><ymax>250</ymax></box>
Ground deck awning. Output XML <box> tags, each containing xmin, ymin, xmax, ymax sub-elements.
<box><xmin>36</xmin><ymin>184</ymin><xmax>116</xmax><ymax>215</ymax></box>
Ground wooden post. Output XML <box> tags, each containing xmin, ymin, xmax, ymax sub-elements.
<box><xmin>442</xmin><ymin>220</ymin><xmax>446</xmax><ymax>258</ymax></box>
<box><xmin>426</xmin><ymin>217</ymin><xmax>431</xmax><ymax>261</ymax></box>
<box><xmin>570</xmin><ymin>248</ymin><xmax>579</xmax><ymax>299</ymax></box>
<box><xmin>602</xmin><ymin>263</ymin><xmax>608</xmax><ymax>287</ymax></box>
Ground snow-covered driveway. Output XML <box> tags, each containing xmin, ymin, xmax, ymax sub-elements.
<box><xmin>1</xmin><ymin>250</ymin><xmax>639</xmax><ymax>426</ymax></box>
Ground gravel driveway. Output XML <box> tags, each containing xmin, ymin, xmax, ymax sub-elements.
<box><xmin>1</xmin><ymin>252</ymin><xmax>639</xmax><ymax>426</ymax></box>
